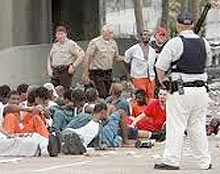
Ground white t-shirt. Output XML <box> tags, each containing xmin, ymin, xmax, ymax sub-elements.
<box><xmin>0</xmin><ymin>102</ymin><xmax>5</xmax><ymax>126</ymax></box>
<box><xmin>124</xmin><ymin>44</ymin><xmax>157</xmax><ymax>78</ymax></box>
<box><xmin>65</xmin><ymin>120</ymin><xmax>99</xmax><ymax>147</ymax></box>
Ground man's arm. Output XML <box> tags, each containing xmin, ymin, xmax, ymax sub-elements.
<box><xmin>148</xmin><ymin>47</ymin><xmax>157</xmax><ymax>80</ymax></box>
<box><xmin>69</xmin><ymin>43</ymin><xmax>85</xmax><ymax>74</ymax></box>
<box><xmin>131</xmin><ymin>113</ymin><xmax>146</xmax><ymax>127</ymax></box>
<box><xmin>113</xmin><ymin>42</ymin><xmax>120</xmax><ymax>62</ymax></box>
<box><xmin>203</xmin><ymin>38</ymin><xmax>212</xmax><ymax>67</ymax></box>
<box><xmin>82</xmin><ymin>41</ymin><xmax>96</xmax><ymax>84</ymax></box>
<box><xmin>156</xmin><ymin>68</ymin><xmax>166</xmax><ymax>85</ymax></box>
<box><xmin>72</xmin><ymin>43</ymin><xmax>85</xmax><ymax>68</ymax></box>
<box><xmin>123</xmin><ymin>46</ymin><xmax>135</xmax><ymax>76</ymax></box>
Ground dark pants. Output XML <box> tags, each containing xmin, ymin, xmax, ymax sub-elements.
<box><xmin>89</xmin><ymin>69</ymin><xmax>112</xmax><ymax>99</ymax></box>
<box><xmin>51</xmin><ymin>65</ymin><xmax>73</xmax><ymax>88</ymax></box>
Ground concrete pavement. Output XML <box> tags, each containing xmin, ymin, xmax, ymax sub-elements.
<box><xmin>0</xmin><ymin>136</ymin><xmax>219</xmax><ymax>174</ymax></box>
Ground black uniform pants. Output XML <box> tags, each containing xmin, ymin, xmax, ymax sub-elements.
<box><xmin>89</xmin><ymin>69</ymin><xmax>112</xmax><ymax>99</ymax></box>
<box><xmin>51</xmin><ymin>65</ymin><xmax>73</xmax><ymax>88</ymax></box>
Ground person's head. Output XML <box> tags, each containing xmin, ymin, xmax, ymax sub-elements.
<box><xmin>85</xmin><ymin>88</ymin><xmax>99</xmax><ymax>103</ymax></box>
<box><xmin>55</xmin><ymin>25</ymin><xmax>67</xmax><ymax>43</ymax></box>
<box><xmin>84</xmin><ymin>81</ymin><xmax>96</xmax><ymax>93</ymax></box>
<box><xmin>93</xmin><ymin>102</ymin><xmax>108</xmax><ymax>121</ymax></box>
<box><xmin>0</xmin><ymin>85</ymin><xmax>11</xmax><ymax>104</ymax></box>
<box><xmin>206</xmin><ymin>117</ymin><xmax>220</xmax><ymax>136</ymax></box>
<box><xmin>8</xmin><ymin>90</ymin><xmax>21</xmax><ymax>106</ymax></box>
<box><xmin>154</xmin><ymin>27</ymin><xmax>168</xmax><ymax>46</ymax></box>
<box><xmin>35</xmin><ymin>86</ymin><xmax>50</xmax><ymax>107</ymax></box>
<box><xmin>27</xmin><ymin>88</ymin><xmax>37</xmax><ymax>106</ymax></box>
<box><xmin>43</xmin><ymin>83</ymin><xmax>58</xmax><ymax>100</ymax></box>
<box><xmin>63</xmin><ymin>89</ymin><xmax>72</xmax><ymax>104</ymax></box>
<box><xmin>71</xmin><ymin>87</ymin><xmax>85</xmax><ymax>108</ymax></box>
<box><xmin>158</xmin><ymin>88</ymin><xmax>168</xmax><ymax>104</ymax></box>
<box><xmin>17</xmin><ymin>84</ymin><xmax>29</xmax><ymax>102</ymax></box>
<box><xmin>140</xmin><ymin>29</ymin><xmax>151</xmax><ymax>45</ymax></box>
<box><xmin>176</xmin><ymin>11</ymin><xmax>194</xmax><ymax>33</ymax></box>
<box><xmin>55</xmin><ymin>85</ymin><xmax>65</xmax><ymax>98</ymax></box>
<box><xmin>109</xmin><ymin>83</ymin><xmax>124</xmax><ymax>98</ymax></box>
<box><xmin>102</xmin><ymin>24</ymin><xmax>114</xmax><ymax>41</ymax></box>
<box><xmin>134</xmin><ymin>89</ymin><xmax>147</xmax><ymax>106</ymax></box>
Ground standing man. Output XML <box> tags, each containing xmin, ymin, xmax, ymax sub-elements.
<box><xmin>155</xmin><ymin>11</ymin><xmax>212</xmax><ymax>170</ymax></box>
<box><xmin>124</xmin><ymin>30</ymin><xmax>157</xmax><ymax>101</ymax></box>
<box><xmin>82</xmin><ymin>24</ymin><xmax>119</xmax><ymax>98</ymax></box>
<box><xmin>150</xmin><ymin>27</ymin><xmax>168</xmax><ymax>54</ymax></box>
<box><xmin>48</xmin><ymin>25</ymin><xmax>85</xmax><ymax>88</ymax></box>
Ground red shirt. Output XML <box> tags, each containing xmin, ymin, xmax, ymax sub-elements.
<box><xmin>136</xmin><ymin>99</ymin><xmax>166</xmax><ymax>132</ymax></box>
<box><xmin>132</xmin><ymin>103</ymin><xmax>146</xmax><ymax>117</ymax></box>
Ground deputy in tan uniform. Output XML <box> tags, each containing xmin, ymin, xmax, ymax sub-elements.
<box><xmin>82</xmin><ymin>24</ymin><xmax>119</xmax><ymax>98</ymax></box>
<box><xmin>48</xmin><ymin>25</ymin><xmax>85</xmax><ymax>88</ymax></box>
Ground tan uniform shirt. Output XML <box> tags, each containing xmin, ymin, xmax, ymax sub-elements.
<box><xmin>50</xmin><ymin>38</ymin><xmax>84</xmax><ymax>67</ymax></box>
<box><xmin>86</xmin><ymin>36</ymin><xmax>119</xmax><ymax>70</ymax></box>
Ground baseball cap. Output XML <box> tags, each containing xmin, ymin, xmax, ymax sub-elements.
<box><xmin>177</xmin><ymin>11</ymin><xmax>194</xmax><ymax>25</ymax></box>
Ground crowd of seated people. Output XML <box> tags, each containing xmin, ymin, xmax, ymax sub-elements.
<box><xmin>0</xmin><ymin>80</ymin><xmax>168</xmax><ymax>157</ymax></box>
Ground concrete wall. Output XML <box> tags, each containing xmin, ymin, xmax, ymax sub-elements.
<box><xmin>0</xmin><ymin>0</ymin><xmax>51</xmax><ymax>50</ymax></box>
<box><xmin>0</xmin><ymin>45</ymin><xmax>50</xmax><ymax>88</ymax></box>
<box><xmin>0</xmin><ymin>0</ymin><xmax>13</xmax><ymax>49</ymax></box>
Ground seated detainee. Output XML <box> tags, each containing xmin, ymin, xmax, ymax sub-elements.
<box><xmin>0</xmin><ymin>84</ymin><xmax>11</xmax><ymax>105</ymax></box>
<box><xmin>83</xmin><ymin>88</ymin><xmax>104</xmax><ymax>114</ymax></box>
<box><xmin>63</xmin><ymin>103</ymin><xmax>108</xmax><ymax>148</ymax></box>
<box><xmin>106</xmin><ymin>83</ymin><xmax>130</xmax><ymax>115</ymax></box>
<box><xmin>51</xmin><ymin>87</ymin><xmax>87</xmax><ymax>132</ymax></box>
<box><xmin>17</xmin><ymin>84</ymin><xmax>29</xmax><ymax>103</ymax></box>
<box><xmin>54</xmin><ymin>85</ymin><xmax>65</xmax><ymax>105</ymax></box>
<box><xmin>51</xmin><ymin>89</ymin><xmax>76</xmax><ymax>132</ymax></box>
<box><xmin>71</xmin><ymin>87</ymin><xmax>86</xmax><ymax>115</ymax></box>
<box><xmin>132</xmin><ymin>89</ymin><xmax>147</xmax><ymax>117</ymax></box>
<box><xmin>120</xmin><ymin>79</ymin><xmax>135</xmax><ymax>101</ymax></box>
<box><xmin>43</xmin><ymin>83</ymin><xmax>58</xmax><ymax>107</ymax></box>
<box><xmin>130</xmin><ymin>88</ymin><xmax>167</xmax><ymax>132</ymax></box>
<box><xmin>3</xmin><ymin>90</ymin><xmax>49</xmax><ymax>138</ymax></box>
<box><xmin>21</xmin><ymin>85</ymin><xmax>39</xmax><ymax>107</ymax></box>
<box><xmin>65</xmin><ymin>105</ymin><xmax>132</xmax><ymax>148</ymax></box>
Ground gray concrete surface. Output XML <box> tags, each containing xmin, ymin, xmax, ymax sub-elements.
<box><xmin>0</xmin><ymin>137</ymin><xmax>219</xmax><ymax>174</ymax></box>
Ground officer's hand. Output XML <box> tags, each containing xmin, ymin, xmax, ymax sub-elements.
<box><xmin>113</xmin><ymin>56</ymin><xmax>123</xmax><ymax>63</ymax></box>
<box><xmin>68</xmin><ymin>65</ymin><xmax>75</xmax><ymax>75</ymax></box>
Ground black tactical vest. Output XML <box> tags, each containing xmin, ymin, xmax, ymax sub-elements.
<box><xmin>171</xmin><ymin>35</ymin><xmax>207</xmax><ymax>74</ymax></box>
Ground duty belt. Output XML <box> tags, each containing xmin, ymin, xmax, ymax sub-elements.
<box><xmin>170</xmin><ymin>80</ymin><xmax>209</xmax><ymax>94</ymax></box>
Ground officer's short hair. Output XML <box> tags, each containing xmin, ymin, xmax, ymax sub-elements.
<box><xmin>140</xmin><ymin>29</ymin><xmax>151</xmax><ymax>36</ymax></box>
<box><xmin>102</xmin><ymin>24</ymin><xmax>114</xmax><ymax>33</ymax></box>
<box><xmin>177</xmin><ymin>11</ymin><xmax>194</xmax><ymax>25</ymax></box>
<box><xmin>55</xmin><ymin>25</ymin><xmax>67</xmax><ymax>33</ymax></box>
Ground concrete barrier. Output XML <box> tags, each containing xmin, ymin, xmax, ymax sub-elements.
<box><xmin>0</xmin><ymin>44</ymin><xmax>50</xmax><ymax>88</ymax></box>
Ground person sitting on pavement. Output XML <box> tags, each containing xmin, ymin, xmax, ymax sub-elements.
<box><xmin>131</xmin><ymin>89</ymin><xmax>148</xmax><ymax>118</ymax></box>
<box><xmin>206</xmin><ymin>117</ymin><xmax>220</xmax><ymax>136</ymax></box>
<box><xmin>83</xmin><ymin>87</ymin><xmax>100</xmax><ymax>114</ymax></box>
<box><xmin>128</xmin><ymin>88</ymin><xmax>167</xmax><ymax>141</ymax></box>
<box><xmin>3</xmin><ymin>90</ymin><xmax>49</xmax><ymax>138</ymax></box>
<box><xmin>17</xmin><ymin>84</ymin><xmax>29</xmax><ymax>103</ymax></box>
<box><xmin>43</xmin><ymin>83</ymin><xmax>59</xmax><ymax>107</ymax></box>
<box><xmin>106</xmin><ymin>82</ymin><xmax>130</xmax><ymax>116</ymax></box>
